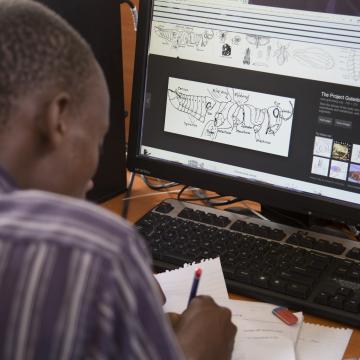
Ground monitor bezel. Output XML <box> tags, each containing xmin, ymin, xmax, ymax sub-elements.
<box><xmin>127</xmin><ymin>0</ymin><xmax>360</xmax><ymax>227</ymax></box>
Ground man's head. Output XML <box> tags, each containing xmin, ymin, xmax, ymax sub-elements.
<box><xmin>0</xmin><ymin>0</ymin><xmax>109</xmax><ymax>198</ymax></box>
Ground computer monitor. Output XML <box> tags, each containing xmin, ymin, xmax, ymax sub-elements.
<box><xmin>37</xmin><ymin>0</ymin><xmax>127</xmax><ymax>202</ymax></box>
<box><xmin>127</xmin><ymin>0</ymin><xmax>360</xmax><ymax>226</ymax></box>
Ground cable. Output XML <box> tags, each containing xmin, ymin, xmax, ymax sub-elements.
<box><xmin>141</xmin><ymin>175</ymin><xmax>179</xmax><ymax>191</ymax></box>
<box><xmin>119</xmin><ymin>0</ymin><xmax>138</xmax><ymax>31</ymax></box>
<box><xmin>243</xmin><ymin>203</ymin><xmax>270</xmax><ymax>221</ymax></box>
<box><xmin>205</xmin><ymin>197</ymin><xmax>243</xmax><ymax>207</ymax></box>
<box><xmin>177</xmin><ymin>185</ymin><xmax>189</xmax><ymax>200</ymax></box>
<box><xmin>121</xmin><ymin>171</ymin><xmax>136</xmax><ymax>219</ymax></box>
<box><xmin>122</xmin><ymin>186</ymin><xmax>198</xmax><ymax>201</ymax></box>
<box><xmin>176</xmin><ymin>185</ymin><xmax>243</xmax><ymax>205</ymax></box>
<box><xmin>190</xmin><ymin>189</ymin><xmax>242</xmax><ymax>206</ymax></box>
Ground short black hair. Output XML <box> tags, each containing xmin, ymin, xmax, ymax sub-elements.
<box><xmin>0</xmin><ymin>0</ymin><xmax>95</xmax><ymax>126</ymax></box>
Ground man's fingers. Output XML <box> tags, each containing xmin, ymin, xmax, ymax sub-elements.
<box><xmin>167</xmin><ymin>312</ymin><xmax>181</xmax><ymax>329</ymax></box>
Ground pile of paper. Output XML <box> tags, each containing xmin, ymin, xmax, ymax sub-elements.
<box><xmin>155</xmin><ymin>258</ymin><xmax>353</xmax><ymax>360</ymax></box>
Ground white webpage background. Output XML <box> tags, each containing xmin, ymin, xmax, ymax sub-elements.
<box><xmin>164</xmin><ymin>77</ymin><xmax>295</xmax><ymax>157</ymax></box>
<box><xmin>141</xmin><ymin>145</ymin><xmax>360</xmax><ymax>206</ymax></box>
<box><xmin>150</xmin><ymin>0</ymin><xmax>360</xmax><ymax>87</ymax></box>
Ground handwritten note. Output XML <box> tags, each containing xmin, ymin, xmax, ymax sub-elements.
<box><xmin>226</xmin><ymin>299</ymin><xmax>303</xmax><ymax>360</ymax></box>
<box><xmin>156</xmin><ymin>257</ymin><xmax>229</xmax><ymax>313</ymax></box>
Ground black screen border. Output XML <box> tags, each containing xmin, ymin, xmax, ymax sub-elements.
<box><xmin>127</xmin><ymin>0</ymin><xmax>360</xmax><ymax>226</ymax></box>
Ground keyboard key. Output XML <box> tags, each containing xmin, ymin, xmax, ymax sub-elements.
<box><xmin>298</xmin><ymin>236</ymin><xmax>315</xmax><ymax>248</ymax></box>
<box><xmin>269</xmin><ymin>278</ymin><xmax>287</xmax><ymax>293</ymax></box>
<box><xmin>337</xmin><ymin>287</ymin><xmax>353</xmax><ymax>297</ymax></box>
<box><xmin>348</xmin><ymin>270</ymin><xmax>360</xmax><ymax>282</ymax></box>
<box><xmin>315</xmin><ymin>291</ymin><xmax>329</xmax><ymax>305</ymax></box>
<box><xmin>333</xmin><ymin>266</ymin><xmax>349</xmax><ymax>278</ymax></box>
<box><xmin>313</xmin><ymin>239</ymin><xmax>331</xmax><ymax>252</ymax></box>
<box><xmin>344</xmin><ymin>299</ymin><xmax>360</xmax><ymax>313</ymax></box>
<box><xmin>269</xmin><ymin>229</ymin><xmax>286</xmax><ymax>241</ymax></box>
<box><xmin>308</xmin><ymin>253</ymin><xmax>330</xmax><ymax>270</ymax></box>
<box><xmin>287</xmin><ymin>283</ymin><xmax>309</xmax><ymax>299</ymax></box>
<box><xmin>346</xmin><ymin>247</ymin><xmax>360</xmax><ymax>261</ymax></box>
<box><xmin>329</xmin><ymin>295</ymin><xmax>346</xmax><ymax>310</ymax></box>
<box><xmin>279</xmin><ymin>271</ymin><xmax>314</xmax><ymax>287</ymax></box>
<box><xmin>155</xmin><ymin>202</ymin><xmax>174</xmax><ymax>214</ymax></box>
<box><xmin>235</xmin><ymin>270</ymin><xmax>251</xmax><ymax>284</ymax></box>
<box><xmin>230</xmin><ymin>220</ymin><xmax>245</xmax><ymax>232</ymax></box>
<box><xmin>252</xmin><ymin>274</ymin><xmax>269</xmax><ymax>288</ymax></box>
<box><xmin>329</xmin><ymin>243</ymin><xmax>346</xmax><ymax>255</ymax></box>
<box><xmin>292</xmin><ymin>265</ymin><xmax>318</xmax><ymax>278</ymax></box>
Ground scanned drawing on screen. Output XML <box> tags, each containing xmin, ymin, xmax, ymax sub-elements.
<box><xmin>274</xmin><ymin>43</ymin><xmax>290</xmax><ymax>66</ymax></box>
<box><xmin>165</xmin><ymin>78</ymin><xmax>295</xmax><ymax>157</ymax></box>
<box><xmin>345</xmin><ymin>49</ymin><xmax>360</xmax><ymax>82</ymax></box>
<box><xmin>246</xmin><ymin>34</ymin><xmax>270</xmax><ymax>48</ymax></box>
<box><xmin>150</xmin><ymin>18</ymin><xmax>358</xmax><ymax>87</ymax></box>
<box><xmin>292</xmin><ymin>47</ymin><xmax>334</xmax><ymax>70</ymax></box>
<box><xmin>313</xmin><ymin>136</ymin><xmax>333</xmax><ymax>158</ymax></box>
<box><xmin>154</xmin><ymin>25</ymin><xmax>214</xmax><ymax>50</ymax></box>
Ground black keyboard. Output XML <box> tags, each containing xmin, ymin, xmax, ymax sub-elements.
<box><xmin>136</xmin><ymin>199</ymin><xmax>360</xmax><ymax>327</ymax></box>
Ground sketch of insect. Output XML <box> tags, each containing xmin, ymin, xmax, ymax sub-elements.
<box><xmin>246</xmin><ymin>34</ymin><xmax>270</xmax><ymax>48</ymax></box>
<box><xmin>222</xmin><ymin>43</ymin><xmax>232</xmax><ymax>56</ymax></box>
<box><xmin>243</xmin><ymin>48</ymin><xmax>251</xmax><ymax>65</ymax></box>
<box><xmin>346</xmin><ymin>49</ymin><xmax>360</xmax><ymax>81</ymax></box>
<box><xmin>154</xmin><ymin>26</ymin><xmax>211</xmax><ymax>49</ymax></box>
<box><xmin>293</xmin><ymin>47</ymin><xmax>334</xmax><ymax>70</ymax></box>
<box><xmin>219</xmin><ymin>31</ymin><xmax>228</xmax><ymax>43</ymax></box>
<box><xmin>267</xmin><ymin>45</ymin><xmax>272</xmax><ymax>60</ymax></box>
<box><xmin>231</xmin><ymin>35</ymin><xmax>242</xmax><ymax>45</ymax></box>
<box><xmin>274</xmin><ymin>43</ymin><xmax>290</xmax><ymax>66</ymax></box>
<box><xmin>203</xmin><ymin>29</ymin><xmax>214</xmax><ymax>40</ymax></box>
<box><xmin>167</xmin><ymin>89</ymin><xmax>216</xmax><ymax>124</ymax></box>
<box><xmin>167</xmin><ymin>88</ymin><xmax>294</xmax><ymax>142</ymax></box>
<box><xmin>314</xmin><ymin>138</ymin><xmax>332</xmax><ymax>158</ymax></box>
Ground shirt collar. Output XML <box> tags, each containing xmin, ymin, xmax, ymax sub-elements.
<box><xmin>0</xmin><ymin>167</ymin><xmax>18</xmax><ymax>193</ymax></box>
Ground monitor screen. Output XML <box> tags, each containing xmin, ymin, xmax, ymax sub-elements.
<box><xmin>127</xmin><ymin>0</ymin><xmax>360</xmax><ymax>225</ymax></box>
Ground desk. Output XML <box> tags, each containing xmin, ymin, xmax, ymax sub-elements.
<box><xmin>102</xmin><ymin>174</ymin><xmax>360</xmax><ymax>358</ymax></box>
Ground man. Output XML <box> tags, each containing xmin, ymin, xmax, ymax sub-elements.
<box><xmin>0</xmin><ymin>0</ymin><xmax>236</xmax><ymax>359</ymax></box>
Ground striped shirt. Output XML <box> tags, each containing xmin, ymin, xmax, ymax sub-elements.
<box><xmin>0</xmin><ymin>168</ymin><xmax>183</xmax><ymax>360</ymax></box>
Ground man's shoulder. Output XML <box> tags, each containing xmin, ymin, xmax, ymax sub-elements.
<box><xmin>2</xmin><ymin>188</ymin><xmax>138</xmax><ymax>257</ymax></box>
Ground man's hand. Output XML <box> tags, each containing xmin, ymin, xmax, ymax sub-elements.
<box><xmin>172</xmin><ymin>296</ymin><xmax>237</xmax><ymax>360</ymax></box>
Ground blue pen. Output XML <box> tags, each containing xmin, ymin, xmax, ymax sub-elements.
<box><xmin>187</xmin><ymin>268</ymin><xmax>202</xmax><ymax>306</ymax></box>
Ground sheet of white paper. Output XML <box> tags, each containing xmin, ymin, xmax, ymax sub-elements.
<box><xmin>296</xmin><ymin>323</ymin><xmax>353</xmax><ymax>360</ymax></box>
<box><xmin>226</xmin><ymin>299</ymin><xmax>303</xmax><ymax>360</ymax></box>
<box><xmin>232</xmin><ymin>336</ymin><xmax>296</xmax><ymax>360</ymax></box>
<box><xmin>155</xmin><ymin>257</ymin><xmax>229</xmax><ymax>313</ymax></box>
<box><xmin>226</xmin><ymin>299</ymin><xmax>304</xmax><ymax>345</ymax></box>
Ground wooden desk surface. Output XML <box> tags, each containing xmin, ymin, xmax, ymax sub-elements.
<box><xmin>102</xmin><ymin>175</ymin><xmax>360</xmax><ymax>358</ymax></box>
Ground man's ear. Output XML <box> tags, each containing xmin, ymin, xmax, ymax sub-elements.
<box><xmin>37</xmin><ymin>92</ymin><xmax>72</xmax><ymax>148</ymax></box>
